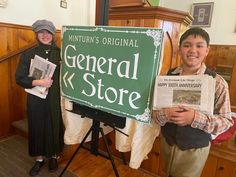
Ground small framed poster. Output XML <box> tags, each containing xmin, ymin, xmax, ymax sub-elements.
<box><xmin>60</xmin><ymin>0</ymin><xmax>67</xmax><ymax>8</ymax></box>
<box><xmin>191</xmin><ymin>2</ymin><xmax>214</xmax><ymax>27</ymax></box>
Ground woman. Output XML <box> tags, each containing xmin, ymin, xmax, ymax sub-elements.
<box><xmin>15</xmin><ymin>19</ymin><xmax>64</xmax><ymax>176</ymax></box>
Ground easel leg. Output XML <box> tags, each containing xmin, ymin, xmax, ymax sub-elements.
<box><xmin>100</xmin><ymin>128</ymin><xmax>120</xmax><ymax>177</ymax></box>
<box><xmin>59</xmin><ymin>126</ymin><xmax>93</xmax><ymax>177</ymax></box>
<box><xmin>59</xmin><ymin>119</ymin><xmax>121</xmax><ymax>177</ymax></box>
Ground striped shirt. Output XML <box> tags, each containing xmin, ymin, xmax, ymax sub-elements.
<box><xmin>154</xmin><ymin>63</ymin><xmax>233</xmax><ymax>137</ymax></box>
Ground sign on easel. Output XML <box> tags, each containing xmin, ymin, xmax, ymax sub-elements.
<box><xmin>61</xmin><ymin>26</ymin><xmax>163</xmax><ymax>123</ymax></box>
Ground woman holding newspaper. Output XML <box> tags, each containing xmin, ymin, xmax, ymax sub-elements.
<box><xmin>15</xmin><ymin>19</ymin><xmax>64</xmax><ymax>176</ymax></box>
<box><xmin>152</xmin><ymin>27</ymin><xmax>233</xmax><ymax>177</ymax></box>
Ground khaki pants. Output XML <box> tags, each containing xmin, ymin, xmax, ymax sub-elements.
<box><xmin>161</xmin><ymin>137</ymin><xmax>210</xmax><ymax>177</ymax></box>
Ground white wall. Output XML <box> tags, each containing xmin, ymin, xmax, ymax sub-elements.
<box><xmin>160</xmin><ymin>0</ymin><xmax>236</xmax><ymax>45</ymax></box>
<box><xmin>0</xmin><ymin>0</ymin><xmax>235</xmax><ymax>45</ymax></box>
<box><xmin>0</xmin><ymin>0</ymin><xmax>96</xmax><ymax>28</ymax></box>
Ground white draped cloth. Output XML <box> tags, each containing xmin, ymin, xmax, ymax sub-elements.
<box><xmin>61</xmin><ymin>98</ymin><xmax>160</xmax><ymax>169</ymax></box>
<box><xmin>115</xmin><ymin>119</ymin><xmax>160</xmax><ymax>169</ymax></box>
<box><xmin>61</xmin><ymin>97</ymin><xmax>113</xmax><ymax>144</ymax></box>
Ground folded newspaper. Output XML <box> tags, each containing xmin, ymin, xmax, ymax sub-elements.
<box><xmin>152</xmin><ymin>75</ymin><xmax>215</xmax><ymax>115</ymax></box>
<box><xmin>25</xmin><ymin>55</ymin><xmax>56</xmax><ymax>99</ymax></box>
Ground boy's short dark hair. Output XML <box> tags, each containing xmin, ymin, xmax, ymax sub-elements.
<box><xmin>179</xmin><ymin>27</ymin><xmax>210</xmax><ymax>46</ymax></box>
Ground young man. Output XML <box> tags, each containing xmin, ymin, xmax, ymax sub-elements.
<box><xmin>152</xmin><ymin>27</ymin><xmax>233</xmax><ymax>177</ymax></box>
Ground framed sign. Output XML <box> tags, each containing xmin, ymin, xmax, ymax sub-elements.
<box><xmin>61</xmin><ymin>26</ymin><xmax>163</xmax><ymax>123</ymax></box>
<box><xmin>191</xmin><ymin>2</ymin><xmax>214</xmax><ymax>27</ymax></box>
<box><xmin>60</xmin><ymin>0</ymin><xmax>67</xmax><ymax>8</ymax></box>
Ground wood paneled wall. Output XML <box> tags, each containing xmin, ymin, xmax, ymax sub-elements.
<box><xmin>0</xmin><ymin>23</ymin><xmax>34</xmax><ymax>138</ymax></box>
<box><xmin>205</xmin><ymin>45</ymin><xmax>236</xmax><ymax>112</ymax></box>
<box><xmin>0</xmin><ymin>22</ymin><xmax>61</xmax><ymax>138</ymax></box>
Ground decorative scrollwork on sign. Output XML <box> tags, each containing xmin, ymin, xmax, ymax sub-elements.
<box><xmin>146</xmin><ymin>29</ymin><xmax>163</xmax><ymax>47</ymax></box>
<box><xmin>135</xmin><ymin>107</ymin><xmax>151</xmax><ymax>122</ymax></box>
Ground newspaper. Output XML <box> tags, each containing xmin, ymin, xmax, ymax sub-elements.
<box><xmin>152</xmin><ymin>75</ymin><xmax>215</xmax><ymax>115</ymax></box>
<box><xmin>25</xmin><ymin>55</ymin><xmax>56</xmax><ymax>99</ymax></box>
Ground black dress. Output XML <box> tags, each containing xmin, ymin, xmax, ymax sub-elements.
<box><xmin>15</xmin><ymin>43</ymin><xmax>64</xmax><ymax>158</ymax></box>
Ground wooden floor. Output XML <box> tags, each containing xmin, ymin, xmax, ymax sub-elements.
<box><xmin>59</xmin><ymin>145</ymin><xmax>157</xmax><ymax>177</ymax></box>
<box><xmin>11</xmin><ymin>120</ymin><xmax>158</xmax><ymax>177</ymax></box>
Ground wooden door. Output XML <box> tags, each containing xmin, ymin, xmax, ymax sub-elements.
<box><xmin>201</xmin><ymin>155</ymin><xmax>217</xmax><ymax>177</ymax></box>
<box><xmin>215</xmin><ymin>158</ymin><xmax>236</xmax><ymax>177</ymax></box>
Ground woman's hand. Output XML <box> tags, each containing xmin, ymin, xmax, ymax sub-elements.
<box><xmin>32</xmin><ymin>77</ymin><xmax>53</xmax><ymax>88</ymax></box>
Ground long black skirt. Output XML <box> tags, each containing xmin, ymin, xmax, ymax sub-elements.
<box><xmin>27</xmin><ymin>94</ymin><xmax>64</xmax><ymax>158</ymax></box>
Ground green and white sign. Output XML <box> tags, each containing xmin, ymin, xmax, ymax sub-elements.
<box><xmin>61</xmin><ymin>26</ymin><xmax>163</xmax><ymax>123</ymax></box>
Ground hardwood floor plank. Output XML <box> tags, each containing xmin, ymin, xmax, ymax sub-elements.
<box><xmin>59</xmin><ymin>147</ymin><xmax>158</xmax><ymax>177</ymax></box>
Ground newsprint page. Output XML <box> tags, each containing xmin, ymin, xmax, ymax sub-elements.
<box><xmin>25</xmin><ymin>55</ymin><xmax>56</xmax><ymax>99</ymax></box>
<box><xmin>153</xmin><ymin>75</ymin><xmax>215</xmax><ymax>115</ymax></box>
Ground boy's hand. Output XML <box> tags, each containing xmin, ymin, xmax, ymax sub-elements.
<box><xmin>166</xmin><ymin>106</ymin><xmax>195</xmax><ymax>126</ymax></box>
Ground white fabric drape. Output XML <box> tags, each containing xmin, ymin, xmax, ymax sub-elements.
<box><xmin>61</xmin><ymin>97</ymin><xmax>160</xmax><ymax>169</ymax></box>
